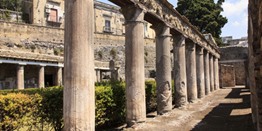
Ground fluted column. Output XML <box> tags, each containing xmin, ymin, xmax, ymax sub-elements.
<box><xmin>38</xmin><ymin>66</ymin><xmax>45</xmax><ymax>88</ymax></box>
<box><xmin>152</xmin><ymin>23</ymin><xmax>172</xmax><ymax>114</ymax></box>
<box><xmin>64</xmin><ymin>0</ymin><xmax>95</xmax><ymax>130</ymax></box>
<box><xmin>55</xmin><ymin>67</ymin><xmax>63</xmax><ymax>86</ymax></box>
<box><xmin>122</xmin><ymin>6</ymin><xmax>146</xmax><ymax>126</ymax></box>
<box><xmin>196</xmin><ymin>47</ymin><xmax>205</xmax><ymax>98</ymax></box>
<box><xmin>204</xmin><ymin>51</ymin><xmax>210</xmax><ymax>95</ymax></box>
<box><xmin>214</xmin><ymin>57</ymin><xmax>219</xmax><ymax>90</ymax></box>
<box><xmin>186</xmin><ymin>42</ymin><xmax>197</xmax><ymax>102</ymax></box>
<box><xmin>173</xmin><ymin>35</ymin><xmax>187</xmax><ymax>107</ymax></box>
<box><xmin>17</xmin><ymin>65</ymin><xmax>24</xmax><ymax>89</ymax></box>
<box><xmin>210</xmin><ymin>55</ymin><xmax>214</xmax><ymax>92</ymax></box>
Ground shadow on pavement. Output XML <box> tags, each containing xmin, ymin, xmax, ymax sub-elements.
<box><xmin>191</xmin><ymin>86</ymin><xmax>255</xmax><ymax>131</ymax></box>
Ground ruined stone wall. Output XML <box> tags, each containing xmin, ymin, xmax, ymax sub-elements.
<box><xmin>219</xmin><ymin>47</ymin><xmax>248</xmax><ymax>85</ymax></box>
<box><xmin>220</xmin><ymin>64</ymin><xmax>235</xmax><ymax>87</ymax></box>
<box><xmin>0</xmin><ymin>21</ymin><xmax>157</xmax><ymax>80</ymax></box>
<box><xmin>248</xmin><ymin>0</ymin><xmax>262</xmax><ymax>130</ymax></box>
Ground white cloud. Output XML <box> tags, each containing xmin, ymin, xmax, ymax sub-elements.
<box><xmin>232</xmin><ymin>21</ymin><xmax>240</xmax><ymax>27</ymax></box>
<box><xmin>222</xmin><ymin>0</ymin><xmax>248</xmax><ymax>17</ymax></box>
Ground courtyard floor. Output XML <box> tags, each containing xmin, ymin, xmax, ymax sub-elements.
<box><xmin>117</xmin><ymin>86</ymin><xmax>255</xmax><ymax>131</ymax></box>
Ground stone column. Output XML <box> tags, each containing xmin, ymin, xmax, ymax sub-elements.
<box><xmin>173</xmin><ymin>35</ymin><xmax>187</xmax><ymax>107</ymax></box>
<box><xmin>17</xmin><ymin>65</ymin><xmax>24</xmax><ymax>89</ymax></box>
<box><xmin>122</xmin><ymin>6</ymin><xmax>146</xmax><ymax>126</ymax></box>
<box><xmin>55</xmin><ymin>67</ymin><xmax>63</xmax><ymax>86</ymax></box>
<box><xmin>96</xmin><ymin>69</ymin><xmax>101</xmax><ymax>82</ymax></box>
<box><xmin>64</xmin><ymin>0</ymin><xmax>95</xmax><ymax>130</ymax></box>
<box><xmin>210</xmin><ymin>55</ymin><xmax>214</xmax><ymax>92</ymax></box>
<box><xmin>152</xmin><ymin>23</ymin><xmax>172</xmax><ymax>114</ymax></box>
<box><xmin>204</xmin><ymin>51</ymin><xmax>210</xmax><ymax>95</ymax></box>
<box><xmin>38</xmin><ymin>66</ymin><xmax>45</xmax><ymax>88</ymax></box>
<box><xmin>196</xmin><ymin>47</ymin><xmax>205</xmax><ymax>98</ymax></box>
<box><xmin>186</xmin><ymin>42</ymin><xmax>197</xmax><ymax>102</ymax></box>
<box><xmin>214</xmin><ymin>57</ymin><xmax>219</xmax><ymax>90</ymax></box>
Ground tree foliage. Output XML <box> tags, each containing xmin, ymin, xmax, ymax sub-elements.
<box><xmin>0</xmin><ymin>0</ymin><xmax>23</xmax><ymax>11</ymax></box>
<box><xmin>176</xmin><ymin>0</ymin><xmax>227</xmax><ymax>44</ymax></box>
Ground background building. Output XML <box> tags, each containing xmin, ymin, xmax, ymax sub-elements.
<box><xmin>0</xmin><ymin>0</ymin><xmax>156</xmax><ymax>89</ymax></box>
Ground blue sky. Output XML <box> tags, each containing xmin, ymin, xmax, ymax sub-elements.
<box><xmin>99</xmin><ymin>0</ymin><xmax>247</xmax><ymax>39</ymax></box>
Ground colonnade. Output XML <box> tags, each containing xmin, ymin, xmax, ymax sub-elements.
<box><xmin>16</xmin><ymin>64</ymin><xmax>63</xmax><ymax>89</ymax></box>
<box><xmin>63</xmin><ymin>0</ymin><xmax>220</xmax><ymax>130</ymax></box>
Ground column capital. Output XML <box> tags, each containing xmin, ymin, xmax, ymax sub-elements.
<box><xmin>196</xmin><ymin>46</ymin><xmax>204</xmax><ymax>55</ymax></box>
<box><xmin>186</xmin><ymin>42</ymin><xmax>195</xmax><ymax>51</ymax></box>
<box><xmin>121</xmin><ymin>5</ymin><xmax>145</xmax><ymax>22</ymax></box>
<box><xmin>151</xmin><ymin>23</ymin><xmax>171</xmax><ymax>38</ymax></box>
<box><xmin>173</xmin><ymin>35</ymin><xmax>186</xmax><ymax>47</ymax></box>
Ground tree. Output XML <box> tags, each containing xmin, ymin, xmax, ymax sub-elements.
<box><xmin>176</xmin><ymin>0</ymin><xmax>227</xmax><ymax>45</ymax></box>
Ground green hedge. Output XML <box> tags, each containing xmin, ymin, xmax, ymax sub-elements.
<box><xmin>0</xmin><ymin>80</ymin><xmax>160</xmax><ymax>130</ymax></box>
<box><xmin>0</xmin><ymin>87</ymin><xmax>63</xmax><ymax>131</ymax></box>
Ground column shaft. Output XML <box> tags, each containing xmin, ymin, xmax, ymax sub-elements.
<box><xmin>173</xmin><ymin>35</ymin><xmax>187</xmax><ymax>107</ymax></box>
<box><xmin>153</xmin><ymin>24</ymin><xmax>172</xmax><ymax>114</ymax></box>
<box><xmin>122</xmin><ymin>6</ymin><xmax>146</xmax><ymax>126</ymax></box>
<box><xmin>214</xmin><ymin>57</ymin><xmax>219</xmax><ymax>90</ymax></box>
<box><xmin>38</xmin><ymin>66</ymin><xmax>45</xmax><ymax>88</ymax></box>
<box><xmin>64</xmin><ymin>0</ymin><xmax>95</xmax><ymax>130</ymax></box>
<box><xmin>55</xmin><ymin>67</ymin><xmax>63</xmax><ymax>86</ymax></box>
<box><xmin>186</xmin><ymin>42</ymin><xmax>197</xmax><ymax>102</ymax></box>
<box><xmin>196</xmin><ymin>47</ymin><xmax>205</xmax><ymax>98</ymax></box>
<box><xmin>17</xmin><ymin>65</ymin><xmax>24</xmax><ymax>89</ymax></box>
<box><xmin>204</xmin><ymin>51</ymin><xmax>210</xmax><ymax>95</ymax></box>
<box><xmin>210</xmin><ymin>55</ymin><xmax>214</xmax><ymax>92</ymax></box>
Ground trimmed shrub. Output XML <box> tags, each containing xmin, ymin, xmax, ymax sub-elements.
<box><xmin>0</xmin><ymin>80</ymin><xmax>160</xmax><ymax>130</ymax></box>
<box><xmin>0</xmin><ymin>93</ymin><xmax>42</xmax><ymax>130</ymax></box>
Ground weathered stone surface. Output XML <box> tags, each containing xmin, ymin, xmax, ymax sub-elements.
<box><xmin>64</xmin><ymin>0</ymin><xmax>95</xmax><ymax>130</ymax></box>
<box><xmin>152</xmin><ymin>23</ymin><xmax>172</xmax><ymax>114</ymax></box>
<box><xmin>17</xmin><ymin>65</ymin><xmax>24</xmax><ymax>89</ymax></box>
<box><xmin>214</xmin><ymin>57</ymin><xmax>219</xmax><ymax>90</ymax></box>
<box><xmin>38</xmin><ymin>66</ymin><xmax>45</xmax><ymax>88</ymax></box>
<box><xmin>204</xmin><ymin>51</ymin><xmax>210</xmax><ymax>95</ymax></box>
<box><xmin>186</xmin><ymin>42</ymin><xmax>197</xmax><ymax>102</ymax></box>
<box><xmin>173</xmin><ymin>35</ymin><xmax>187</xmax><ymax>107</ymax></box>
<box><xmin>248</xmin><ymin>0</ymin><xmax>262</xmax><ymax>129</ymax></box>
<box><xmin>55</xmin><ymin>67</ymin><xmax>62</xmax><ymax>86</ymax></box>
<box><xmin>220</xmin><ymin>64</ymin><xmax>235</xmax><ymax>87</ymax></box>
<box><xmin>209</xmin><ymin>55</ymin><xmax>214</xmax><ymax>92</ymax></box>
<box><xmin>122</xmin><ymin>5</ymin><xmax>146</xmax><ymax>126</ymax></box>
<box><xmin>196</xmin><ymin>46</ymin><xmax>205</xmax><ymax>98</ymax></box>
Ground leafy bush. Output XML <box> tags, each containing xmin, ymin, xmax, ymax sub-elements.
<box><xmin>0</xmin><ymin>87</ymin><xmax>63</xmax><ymax>131</ymax></box>
<box><xmin>0</xmin><ymin>93</ymin><xmax>42</xmax><ymax>130</ymax></box>
<box><xmin>145</xmin><ymin>80</ymin><xmax>157</xmax><ymax>113</ymax></box>
<box><xmin>0</xmin><ymin>80</ymin><xmax>160</xmax><ymax>130</ymax></box>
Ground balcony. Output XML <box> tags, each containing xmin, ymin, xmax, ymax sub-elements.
<box><xmin>103</xmin><ymin>26</ymin><xmax>113</xmax><ymax>33</ymax></box>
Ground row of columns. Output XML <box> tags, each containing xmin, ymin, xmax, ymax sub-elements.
<box><xmin>63</xmin><ymin>2</ymin><xmax>220</xmax><ymax>130</ymax></box>
<box><xmin>16</xmin><ymin>65</ymin><xmax>62</xmax><ymax>89</ymax></box>
<box><xmin>174</xmin><ymin>35</ymin><xmax>220</xmax><ymax>107</ymax></box>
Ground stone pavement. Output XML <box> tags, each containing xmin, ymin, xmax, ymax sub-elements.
<box><xmin>121</xmin><ymin>86</ymin><xmax>254</xmax><ymax>131</ymax></box>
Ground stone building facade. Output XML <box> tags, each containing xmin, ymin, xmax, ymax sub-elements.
<box><xmin>0</xmin><ymin>0</ymin><xmax>156</xmax><ymax>89</ymax></box>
